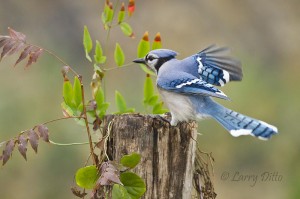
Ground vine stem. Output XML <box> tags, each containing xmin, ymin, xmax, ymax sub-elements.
<box><xmin>29</xmin><ymin>44</ymin><xmax>79</xmax><ymax>76</ymax></box>
<box><xmin>28</xmin><ymin>43</ymin><xmax>96</xmax><ymax>165</ymax></box>
<box><xmin>39</xmin><ymin>116</ymin><xmax>84</xmax><ymax>127</ymax></box>
<box><xmin>49</xmin><ymin>140</ymin><xmax>90</xmax><ymax>146</ymax></box>
<box><xmin>79</xmin><ymin>76</ymin><xmax>97</xmax><ymax>165</ymax></box>
<box><xmin>0</xmin><ymin>116</ymin><xmax>85</xmax><ymax>146</ymax></box>
<box><xmin>102</xmin><ymin>62</ymin><xmax>134</xmax><ymax>71</ymax></box>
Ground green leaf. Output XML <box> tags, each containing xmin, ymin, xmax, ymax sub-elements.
<box><xmin>137</xmin><ymin>32</ymin><xmax>150</xmax><ymax>58</ymax></box>
<box><xmin>152</xmin><ymin>33</ymin><xmax>162</xmax><ymax>50</ymax></box>
<box><xmin>115</xmin><ymin>90</ymin><xmax>128</xmax><ymax>113</ymax></box>
<box><xmin>143</xmin><ymin>75</ymin><xmax>154</xmax><ymax>105</ymax></box>
<box><xmin>103</xmin><ymin>2</ymin><xmax>113</xmax><ymax>23</ymax></box>
<box><xmin>94</xmin><ymin>40</ymin><xmax>106</xmax><ymax>64</ymax></box>
<box><xmin>114</xmin><ymin>43</ymin><xmax>125</xmax><ymax>66</ymax></box>
<box><xmin>120</xmin><ymin>153</ymin><xmax>141</xmax><ymax>169</ymax></box>
<box><xmin>73</xmin><ymin>76</ymin><xmax>82</xmax><ymax>107</ymax></box>
<box><xmin>112</xmin><ymin>184</ymin><xmax>131</xmax><ymax>199</ymax></box>
<box><xmin>153</xmin><ymin>102</ymin><xmax>168</xmax><ymax>114</ymax></box>
<box><xmin>152</xmin><ymin>41</ymin><xmax>162</xmax><ymax>50</ymax></box>
<box><xmin>98</xmin><ymin>102</ymin><xmax>110</xmax><ymax>113</ymax></box>
<box><xmin>83</xmin><ymin>26</ymin><xmax>93</xmax><ymax>62</ymax></box>
<box><xmin>75</xmin><ymin>165</ymin><xmax>98</xmax><ymax>189</ymax></box>
<box><xmin>148</xmin><ymin>95</ymin><xmax>159</xmax><ymax>106</ymax></box>
<box><xmin>120</xmin><ymin>172</ymin><xmax>146</xmax><ymax>199</ymax></box>
<box><xmin>94</xmin><ymin>87</ymin><xmax>110</xmax><ymax>118</ymax></box>
<box><xmin>63</xmin><ymin>79</ymin><xmax>74</xmax><ymax>106</ymax></box>
<box><xmin>98</xmin><ymin>102</ymin><xmax>110</xmax><ymax>119</ymax></box>
<box><xmin>137</xmin><ymin>32</ymin><xmax>155</xmax><ymax>75</ymax></box>
<box><xmin>118</xmin><ymin>3</ymin><xmax>126</xmax><ymax>24</ymax></box>
<box><xmin>101</xmin><ymin>12</ymin><xmax>109</xmax><ymax>30</ymax></box>
<box><xmin>120</xmin><ymin>22</ymin><xmax>134</xmax><ymax>38</ymax></box>
<box><xmin>95</xmin><ymin>87</ymin><xmax>105</xmax><ymax>106</ymax></box>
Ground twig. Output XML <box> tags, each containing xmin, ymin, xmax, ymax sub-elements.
<box><xmin>49</xmin><ymin>140</ymin><xmax>90</xmax><ymax>146</ymax></box>
<box><xmin>79</xmin><ymin>75</ymin><xmax>97</xmax><ymax>165</ymax></box>
<box><xmin>102</xmin><ymin>62</ymin><xmax>134</xmax><ymax>71</ymax></box>
<box><xmin>29</xmin><ymin>44</ymin><xmax>79</xmax><ymax>76</ymax></box>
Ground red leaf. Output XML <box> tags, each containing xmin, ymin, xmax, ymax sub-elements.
<box><xmin>1</xmin><ymin>39</ymin><xmax>16</xmax><ymax>60</ymax></box>
<box><xmin>128</xmin><ymin>0</ymin><xmax>135</xmax><ymax>16</ymax></box>
<box><xmin>17</xmin><ymin>134</ymin><xmax>28</xmax><ymax>160</ymax></box>
<box><xmin>93</xmin><ymin>117</ymin><xmax>102</xmax><ymax>131</ymax></box>
<box><xmin>2</xmin><ymin>140</ymin><xmax>15</xmax><ymax>165</ymax></box>
<box><xmin>98</xmin><ymin>161</ymin><xmax>122</xmax><ymax>185</ymax></box>
<box><xmin>37</xmin><ymin>124</ymin><xmax>49</xmax><ymax>142</ymax></box>
<box><xmin>102</xmin><ymin>172</ymin><xmax>122</xmax><ymax>185</ymax></box>
<box><xmin>0</xmin><ymin>37</ymin><xmax>10</xmax><ymax>48</ymax></box>
<box><xmin>28</xmin><ymin>129</ymin><xmax>39</xmax><ymax>153</ymax></box>
<box><xmin>8</xmin><ymin>42</ymin><xmax>25</xmax><ymax>56</ymax></box>
<box><xmin>98</xmin><ymin>175</ymin><xmax>110</xmax><ymax>185</ymax></box>
<box><xmin>142</xmin><ymin>31</ymin><xmax>149</xmax><ymax>42</ymax></box>
<box><xmin>100</xmin><ymin>161</ymin><xmax>117</xmax><ymax>173</ymax></box>
<box><xmin>14</xmin><ymin>45</ymin><xmax>35</xmax><ymax>66</ymax></box>
<box><xmin>8</xmin><ymin>27</ymin><xmax>26</xmax><ymax>42</ymax></box>
<box><xmin>26</xmin><ymin>48</ymin><xmax>43</xmax><ymax>68</ymax></box>
<box><xmin>154</xmin><ymin>32</ymin><xmax>161</xmax><ymax>42</ymax></box>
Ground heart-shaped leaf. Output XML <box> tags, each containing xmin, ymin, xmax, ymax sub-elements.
<box><xmin>75</xmin><ymin>165</ymin><xmax>99</xmax><ymax>189</ymax></box>
<box><xmin>120</xmin><ymin>172</ymin><xmax>146</xmax><ymax>199</ymax></box>
<box><xmin>120</xmin><ymin>153</ymin><xmax>141</xmax><ymax>169</ymax></box>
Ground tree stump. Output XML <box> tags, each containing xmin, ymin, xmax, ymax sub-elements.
<box><xmin>104</xmin><ymin>114</ymin><xmax>198</xmax><ymax>199</ymax></box>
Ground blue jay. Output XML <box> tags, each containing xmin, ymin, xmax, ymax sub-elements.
<box><xmin>133</xmin><ymin>45</ymin><xmax>278</xmax><ymax>140</ymax></box>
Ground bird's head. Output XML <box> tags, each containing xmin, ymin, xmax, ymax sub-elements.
<box><xmin>133</xmin><ymin>49</ymin><xmax>178</xmax><ymax>74</ymax></box>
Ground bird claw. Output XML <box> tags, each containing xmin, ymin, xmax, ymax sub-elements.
<box><xmin>153</xmin><ymin>113</ymin><xmax>171</xmax><ymax>125</ymax></box>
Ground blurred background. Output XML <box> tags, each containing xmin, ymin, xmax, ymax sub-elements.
<box><xmin>0</xmin><ymin>0</ymin><xmax>299</xmax><ymax>198</ymax></box>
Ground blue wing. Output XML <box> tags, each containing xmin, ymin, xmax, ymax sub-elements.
<box><xmin>158</xmin><ymin>76</ymin><xmax>229</xmax><ymax>100</ymax></box>
<box><xmin>195</xmin><ymin>45</ymin><xmax>243</xmax><ymax>86</ymax></box>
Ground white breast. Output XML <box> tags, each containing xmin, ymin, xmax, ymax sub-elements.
<box><xmin>158</xmin><ymin>89</ymin><xmax>196</xmax><ymax>125</ymax></box>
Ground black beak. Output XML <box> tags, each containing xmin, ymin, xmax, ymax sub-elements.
<box><xmin>133</xmin><ymin>58</ymin><xmax>146</xmax><ymax>64</ymax></box>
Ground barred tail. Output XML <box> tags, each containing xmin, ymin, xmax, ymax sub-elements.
<box><xmin>210</xmin><ymin>105</ymin><xmax>278</xmax><ymax>140</ymax></box>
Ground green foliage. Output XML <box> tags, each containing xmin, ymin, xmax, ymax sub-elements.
<box><xmin>83</xmin><ymin>26</ymin><xmax>93</xmax><ymax>62</ymax></box>
<box><xmin>143</xmin><ymin>75</ymin><xmax>168</xmax><ymax>114</ymax></box>
<box><xmin>120</xmin><ymin>172</ymin><xmax>146</xmax><ymax>199</ymax></box>
<box><xmin>112</xmin><ymin>184</ymin><xmax>131</xmax><ymax>199</ymax></box>
<box><xmin>94</xmin><ymin>40</ymin><xmax>106</xmax><ymax>64</ymax></box>
<box><xmin>94</xmin><ymin>87</ymin><xmax>110</xmax><ymax>118</ymax></box>
<box><xmin>73</xmin><ymin>76</ymin><xmax>82</xmax><ymax>108</ymax></box>
<box><xmin>63</xmin><ymin>79</ymin><xmax>74</xmax><ymax>107</ymax></box>
<box><xmin>120</xmin><ymin>22</ymin><xmax>134</xmax><ymax>38</ymax></box>
<box><xmin>152</xmin><ymin>33</ymin><xmax>162</xmax><ymax>50</ymax></box>
<box><xmin>75</xmin><ymin>165</ymin><xmax>98</xmax><ymax>189</ymax></box>
<box><xmin>152</xmin><ymin>101</ymin><xmax>168</xmax><ymax>114</ymax></box>
<box><xmin>120</xmin><ymin>152</ymin><xmax>141</xmax><ymax>169</ymax></box>
<box><xmin>61</xmin><ymin>77</ymin><xmax>85</xmax><ymax>125</ymax></box>
<box><xmin>0</xmin><ymin>2</ymin><xmax>164</xmax><ymax>198</ymax></box>
<box><xmin>118</xmin><ymin>3</ymin><xmax>126</xmax><ymax>24</ymax></box>
<box><xmin>143</xmin><ymin>74</ymin><xmax>155</xmax><ymax>105</ymax></box>
<box><xmin>111</xmin><ymin>153</ymin><xmax>145</xmax><ymax>199</ymax></box>
<box><xmin>115</xmin><ymin>91</ymin><xmax>135</xmax><ymax>114</ymax></box>
<box><xmin>114</xmin><ymin>43</ymin><xmax>125</xmax><ymax>66</ymax></box>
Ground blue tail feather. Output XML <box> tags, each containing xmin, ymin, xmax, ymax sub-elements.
<box><xmin>210</xmin><ymin>105</ymin><xmax>278</xmax><ymax>140</ymax></box>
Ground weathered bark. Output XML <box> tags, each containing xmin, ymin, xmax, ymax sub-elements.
<box><xmin>104</xmin><ymin>114</ymin><xmax>198</xmax><ymax>199</ymax></box>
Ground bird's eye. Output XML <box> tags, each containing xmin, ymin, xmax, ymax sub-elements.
<box><xmin>147</xmin><ymin>55</ymin><xmax>155</xmax><ymax>61</ymax></box>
